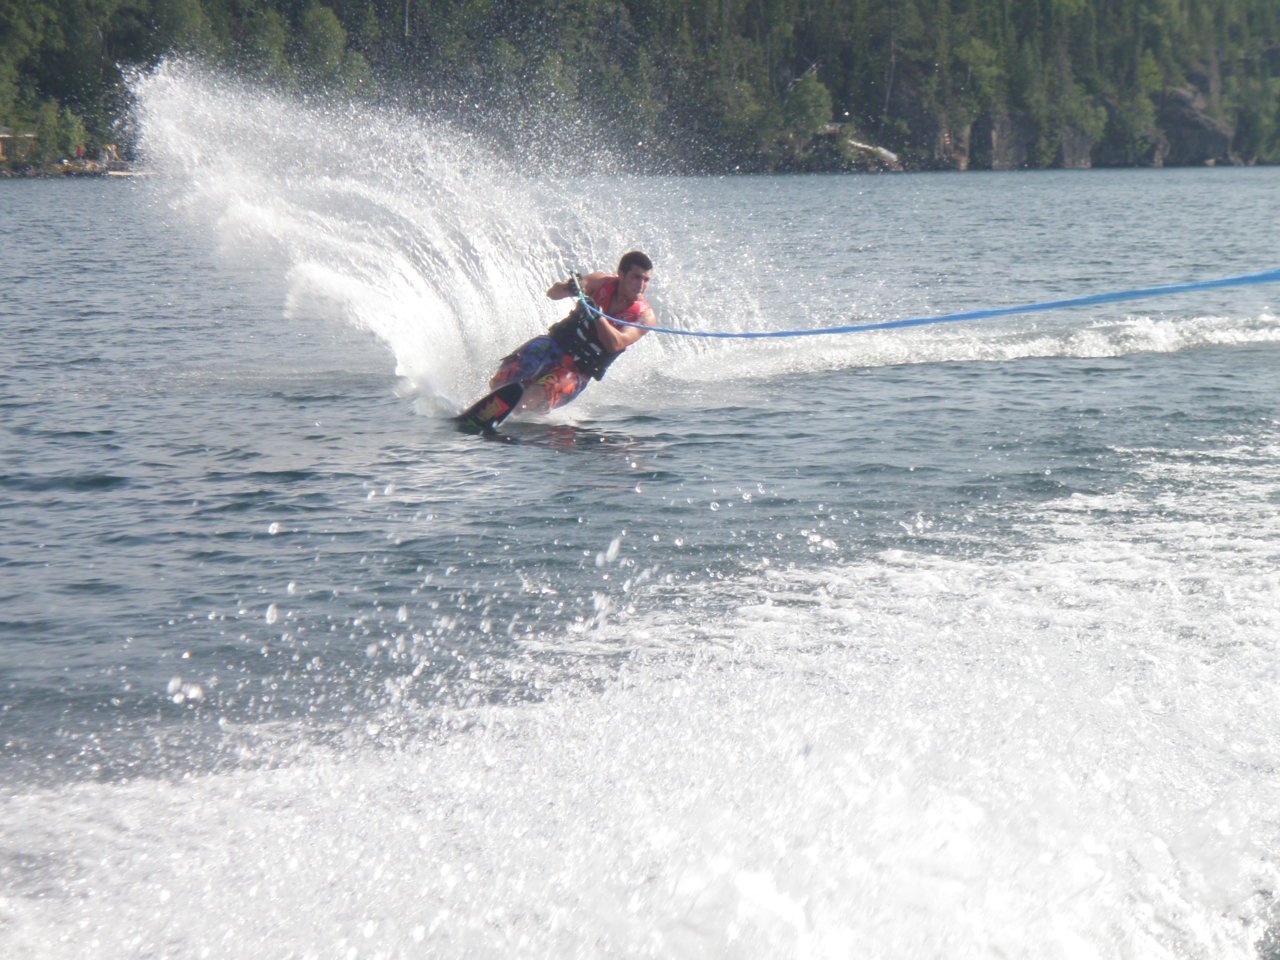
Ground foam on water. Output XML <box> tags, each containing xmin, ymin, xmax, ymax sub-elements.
<box><xmin>640</xmin><ymin>312</ymin><xmax>1280</xmax><ymax>390</ymax></box>
<box><xmin>3</xmin><ymin>417</ymin><xmax>1278</xmax><ymax>958</ymax></box>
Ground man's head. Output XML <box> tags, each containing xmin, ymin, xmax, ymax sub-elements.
<box><xmin>616</xmin><ymin>250</ymin><xmax>653</xmax><ymax>302</ymax></box>
<box><xmin>618</xmin><ymin>251</ymin><xmax>652</xmax><ymax>276</ymax></box>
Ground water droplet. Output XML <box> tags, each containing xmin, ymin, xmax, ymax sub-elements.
<box><xmin>268</xmin><ymin>522</ymin><xmax>281</xmax><ymax>535</ymax></box>
<box><xmin>265</xmin><ymin>603</ymin><xmax>279</xmax><ymax>625</ymax></box>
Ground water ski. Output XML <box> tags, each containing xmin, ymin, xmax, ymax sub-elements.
<box><xmin>453</xmin><ymin>382</ymin><xmax>524</xmax><ymax>434</ymax></box>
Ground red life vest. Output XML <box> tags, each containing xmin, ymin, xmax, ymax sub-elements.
<box><xmin>548</xmin><ymin>278</ymin><xmax>648</xmax><ymax>381</ymax></box>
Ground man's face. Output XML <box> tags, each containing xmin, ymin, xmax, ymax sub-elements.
<box><xmin>619</xmin><ymin>266</ymin><xmax>652</xmax><ymax>301</ymax></box>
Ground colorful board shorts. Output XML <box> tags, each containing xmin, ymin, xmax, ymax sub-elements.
<box><xmin>490</xmin><ymin>335</ymin><xmax>590</xmax><ymax>412</ymax></box>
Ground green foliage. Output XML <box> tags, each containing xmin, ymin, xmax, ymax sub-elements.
<box><xmin>1137</xmin><ymin>49</ymin><xmax>1163</xmax><ymax>96</ymax></box>
<box><xmin>0</xmin><ymin>4</ymin><xmax>53</xmax><ymax>116</ymax></box>
<box><xmin>1228</xmin><ymin>74</ymin><xmax>1280</xmax><ymax>161</ymax></box>
<box><xmin>299</xmin><ymin>5</ymin><xmax>347</xmax><ymax>84</ymax></box>
<box><xmin>154</xmin><ymin>0</ymin><xmax>217</xmax><ymax>56</ymax></box>
<box><xmin>350</xmin><ymin>3</ymin><xmax>381</xmax><ymax>53</ymax></box>
<box><xmin>1111</xmin><ymin>90</ymin><xmax>1159</xmax><ymax>163</ymax></box>
<box><xmin>2</xmin><ymin>0</ymin><xmax>1280</xmax><ymax>170</ymax></box>
<box><xmin>33</xmin><ymin>99</ymin><xmax>63</xmax><ymax>163</ymax></box>
<box><xmin>60</xmin><ymin>104</ymin><xmax>88</xmax><ymax>153</ymax></box>
<box><xmin>956</xmin><ymin>36</ymin><xmax>1003</xmax><ymax>111</ymax></box>
<box><xmin>242</xmin><ymin>7</ymin><xmax>291</xmax><ymax>80</ymax></box>
<box><xmin>784</xmin><ymin>70</ymin><xmax>834</xmax><ymax>141</ymax></box>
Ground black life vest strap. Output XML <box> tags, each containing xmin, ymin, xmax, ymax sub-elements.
<box><xmin>548</xmin><ymin>302</ymin><xmax>622</xmax><ymax>380</ymax></box>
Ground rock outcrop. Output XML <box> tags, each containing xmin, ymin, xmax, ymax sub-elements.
<box><xmin>1058</xmin><ymin>127</ymin><xmax>1095</xmax><ymax>169</ymax></box>
<box><xmin>984</xmin><ymin>112</ymin><xmax>1036</xmax><ymax>170</ymax></box>
<box><xmin>1157</xmin><ymin>85</ymin><xmax>1234</xmax><ymax>165</ymax></box>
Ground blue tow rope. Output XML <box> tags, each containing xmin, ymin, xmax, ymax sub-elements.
<box><xmin>574</xmin><ymin>268</ymin><xmax>1280</xmax><ymax>339</ymax></box>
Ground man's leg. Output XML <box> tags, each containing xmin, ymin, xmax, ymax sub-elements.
<box><xmin>532</xmin><ymin>364</ymin><xmax>590</xmax><ymax>411</ymax></box>
<box><xmin>490</xmin><ymin>336</ymin><xmax>556</xmax><ymax>391</ymax></box>
<box><xmin>487</xmin><ymin>337</ymin><xmax>588</xmax><ymax>413</ymax></box>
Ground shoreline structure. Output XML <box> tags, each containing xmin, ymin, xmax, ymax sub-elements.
<box><xmin>0</xmin><ymin>160</ymin><xmax>146</xmax><ymax>178</ymax></box>
<box><xmin>0</xmin><ymin>155</ymin><xmax>1251</xmax><ymax>180</ymax></box>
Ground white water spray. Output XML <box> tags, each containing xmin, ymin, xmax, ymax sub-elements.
<box><xmin>130</xmin><ymin>61</ymin><xmax>1280</xmax><ymax>415</ymax></box>
<box><xmin>130</xmin><ymin>60</ymin><xmax>693</xmax><ymax>409</ymax></box>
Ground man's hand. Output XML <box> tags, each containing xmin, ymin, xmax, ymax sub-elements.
<box><xmin>548</xmin><ymin>271</ymin><xmax>605</xmax><ymax>301</ymax></box>
<box><xmin>547</xmin><ymin>274</ymin><xmax>581</xmax><ymax>300</ymax></box>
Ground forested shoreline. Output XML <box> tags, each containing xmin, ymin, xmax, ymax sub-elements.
<box><xmin>3</xmin><ymin>0</ymin><xmax>1279</xmax><ymax>173</ymax></box>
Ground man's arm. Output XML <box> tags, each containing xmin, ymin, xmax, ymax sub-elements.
<box><xmin>545</xmin><ymin>271</ymin><xmax>653</xmax><ymax>350</ymax></box>
<box><xmin>593</xmin><ymin>303</ymin><xmax>654</xmax><ymax>351</ymax></box>
<box><xmin>546</xmin><ymin>272</ymin><xmax>608</xmax><ymax>301</ymax></box>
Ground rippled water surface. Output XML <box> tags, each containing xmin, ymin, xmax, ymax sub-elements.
<box><xmin>2</xmin><ymin>64</ymin><xmax>1280</xmax><ymax>959</ymax></box>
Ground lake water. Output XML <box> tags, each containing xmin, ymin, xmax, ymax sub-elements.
<box><xmin>2</xmin><ymin>62</ymin><xmax>1280</xmax><ymax>958</ymax></box>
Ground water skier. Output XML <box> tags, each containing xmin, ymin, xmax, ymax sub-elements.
<box><xmin>493</xmin><ymin>251</ymin><xmax>656</xmax><ymax>409</ymax></box>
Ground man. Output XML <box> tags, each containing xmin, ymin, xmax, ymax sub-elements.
<box><xmin>488</xmin><ymin>250</ymin><xmax>656</xmax><ymax>413</ymax></box>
